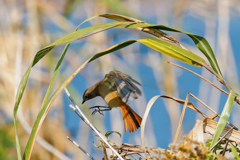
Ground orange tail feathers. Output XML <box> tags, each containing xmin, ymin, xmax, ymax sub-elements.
<box><xmin>119</xmin><ymin>103</ymin><xmax>142</xmax><ymax>133</ymax></box>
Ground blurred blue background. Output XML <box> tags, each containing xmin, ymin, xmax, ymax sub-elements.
<box><xmin>1</xmin><ymin>0</ymin><xmax>240</xmax><ymax>159</ymax></box>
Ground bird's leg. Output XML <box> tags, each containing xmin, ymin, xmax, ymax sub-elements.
<box><xmin>89</xmin><ymin>106</ymin><xmax>111</xmax><ymax>115</ymax></box>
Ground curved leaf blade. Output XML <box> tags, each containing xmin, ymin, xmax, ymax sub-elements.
<box><xmin>141</xmin><ymin>95</ymin><xmax>162</xmax><ymax>158</ymax></box>
<box><xmin>90</xmin><ymin>37</ymin><xmax>206</xmax><ymax>67</ymax></box>
<box><xmin>60</xmin><ymin>13</ymin><xmax>222</xmax><ymax>78</ymax></box>
<box><xmin>230</xmin><ymin>144</ymin><xmax>240</xmax><ymax>159</ymax></box>
<box><xmin>20</xmin><ymin>38</ymin><xmax>135</xmax><ymax>160</ymax></box>
<box><xmin>137</xmin><ymin>37</ymin><xmax>205</xmax><ymax>66</ymax></box>
<box><xmin>49</xmin><ymin>22</ymin><xmax>122</xmax><ymax>46</ymax></box>
<box><xmin>210</xmin><ymin>90</ymin><xmax>237</xmax><ymax>148</ymax></box>
<box><xmin>13</xmin><ymin>66</ymin><xmax>33</xmax><ymax>160</ymax></box>
<box><xmin>33</xmin><ymin>21</ymin><xmax>137</xmax><ymax>67</ymax></box>
<box><xmin>22</xmin><ymin>44</ymin><xmax>70</xmax><ymax>160</ymax></box>
<box><xmin>100</xmin><ymin>13</ymin><xmax>223</xmax><ymax>79</ymax></box>
<box><xmin>105</xmin><ymin>131</ymin><xmax>121</xmax><ymax>138</ymax></box>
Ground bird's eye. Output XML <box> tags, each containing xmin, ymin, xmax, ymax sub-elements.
<box><xmin>85</xmin><ymin>95</ymin><xmax>88</xmax><ymax>99</ymax></box>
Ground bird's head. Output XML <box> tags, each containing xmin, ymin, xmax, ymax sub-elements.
<box><xmin>82</xmin><ymin>86</ymin><xmax>98</xmax><ymax>104</ymax></box>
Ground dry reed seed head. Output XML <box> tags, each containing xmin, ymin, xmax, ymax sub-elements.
<box><xmin>164</xmin><ymin>136</ymin><xmax>211</xmax><ymax>159</ymax></box>
<box><xmin>164</xmin><ymin>150</ymin><xmax>173</xmax><ymax>158</ymax></box>
<box><xmin>183</xmin><ymin>136</ymin><xmax>203</xmax><ymax>145</ymax></box>
<box><xmin>149</xmin><ymin>155</ymin><xmax>162</xmax><ymax>160</ymax></box>
<box><xmin>164</xmin><ymin>150</ymin><xmax>178</xmax><ymax>160</ymax></box>
<box><xmin>168</xmin><ymin>143</ymin><xmax>179</xmax><ymax>152</ymax></box>
<box><xmin>194</xmin><ymin>146</ymin><xmax>209</xmax><ymax>159</ymax></box>
<box><xmin>217</xmin><ymin>155</ymin><xmax>228</xmax><ymax>160</ymax></box>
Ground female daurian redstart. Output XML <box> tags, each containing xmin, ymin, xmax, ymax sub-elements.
<box><xmin>82</xmin><ymin>70</ymin><xmax>142</xmax><ymax>133</ymax></box>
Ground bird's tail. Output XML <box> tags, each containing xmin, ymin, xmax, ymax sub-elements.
<box><xmin>119</xmin><ymin>102</ymin><xmax>142</xmax><ymax>133</ymax></box>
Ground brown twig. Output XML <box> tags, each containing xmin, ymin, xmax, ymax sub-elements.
<box><xmin>166</xmin><ymin>61</ymin><xmax>240</xmax><ymax>105</ymax></box>
<box><xmin>137</xmin><ymin>153</ymin><xmax>146</xmax><ymax>160</ymax></box>
<box><xmin>166</xmin><ymin>61</ymin><xmax>228</xmax><ymax>95</ymax></box>
<box><xmin>106</xmin><ymin>143</ymin><xmax>166</xmax><ymax>158</ymax></box>
<box><xmin>189</xmin><ymin>93</ymin><xmax>236</xmax><ymax>128</ymax></box>
<box><xmin>222</xmin><ymin>140</ymin><xmax>229</xmax><ymax>156</ymax></box>
<box><xmin>173</xmin><ymin>93</ymin><xmax>189</xmax><ymax>145</ymax></box>
<box><xmin>202</xmin><ymin>63</ymin><xmax>232</xmax><ymax>91</ymax></box>
<box><xmin>102</xmin><ymin>147</ymin><xmax>108</xmax><ymax>160</ymax></box>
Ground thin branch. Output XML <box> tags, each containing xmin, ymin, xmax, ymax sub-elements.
<box><xmin>108</xmin><ymin>143</ymin><xmax>166</xmax><ymax>158</ymax></box>
<box><xmin>222</xmin><ymin>140</ymin><xmax>229</xmax><ymax>156</ymax></box>
<box><xmin>67</xmin><ymin>136</ymin><xmax>95</xmax><ymax>160</ymax></box>
<box><xmin>173</xmin><ymin>93</ymin><xmax>189</xmax><ymax>145</ymax></box>
<box><xmin>189</xmin><ymin>93</ymin><xmax>236</xmax><ymax>128</ymax></box>
<box><xmin>137</xmin><ymin>153</ymin><xmax>146</xmax><ymax>160</ymax></box>
<box><xmin>64</xmin><ymin>88</ymin><xmax>124</xmax><ymax>160</ymax></box>
<box><xmin>167</xmin><ymin>61</ymin><xmax>240</xmax><ymax>105</ymax></box>
<box><xmin>166</xmin><ymin>61</ymin><xmax>229</xmax><ymax>95</ymax></box>
<box><xmin>102</xmin><ymin>147</ymin><xmax>108</xmax><ymax>160</ymax></box>
<box><xmin>202</xmin><ymin>63</ymin><xmax>232</xmax><ymax>91</ymax></box>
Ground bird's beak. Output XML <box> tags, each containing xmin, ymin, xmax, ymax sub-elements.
<box><xmin>82</xmin><ymin>100</ymin><xmax>85</xmax><ymax>104</ymax></box>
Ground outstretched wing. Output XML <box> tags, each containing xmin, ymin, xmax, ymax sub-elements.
<box><xmin>109</xmin><ymin>70</ymin><xmax>142</xmax><ymax>104</ymax></box>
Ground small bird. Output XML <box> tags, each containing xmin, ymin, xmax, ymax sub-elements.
<box><xmin>82</xmin><ymin>70</ymin><xmax>142</xmax><ymax>133</ymax></box>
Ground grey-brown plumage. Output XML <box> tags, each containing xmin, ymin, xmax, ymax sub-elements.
<box><xmin>82</xmin><ymin>70</ymin><xmax>142</xmax><ymax>104</ymax></box>
<box><xmin>82</xmin><ymin>70</ymin><xmax>142</xmax><ymax>133</ymax></box>
<box><xmin>110</xmin><ymin>70</ymin><xmax>141</xmax><ymax>104</ymax></box>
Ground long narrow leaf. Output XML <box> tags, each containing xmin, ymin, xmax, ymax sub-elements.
<box><xmin>141</xmin><ymin>96</ymin><xmax>162</xmax><ymax>158</ymax></box>
<box><xmin>210</xmin><ymin>90</ymin><xmax>237</xmax><ymax>148</ymax></box>
<box><xmin>13</xmin><ymin>65</ymin><xmax>32</xmax><ymax>160</ymax></box>
<box><xmin>34</xmin><ymin>13</ymin><xmax>221</xmax><ymax>77</ymax></box>
<box><xmin>203</xmin><ymin>118</ymin><xmax>240</xmax><ymax>143</ymax></box>
<box><xmin>99</xmin><ymin>13</ymin><xmax>223</xmax><ymax>79</ymax></box>
<box><xmin>45</xmin><ymin>12</ymin><xmax>221</xmax><ymax>77</ymax></box>
<box><xmin>137</xmin><ymin>37</ymin><xmax>205</xmax><ymax>66</ymax></box>
<box><xmin>91</xmin><ymin>37</ymin><xmax>206</xmax><ymax>66</ymax></box>
<box><xmin>30</xmin><ymin>21</ymin><xmax>209</xmax><ymax>67</ymax></box>
<box><xmin>33</xmin><ymin>22</ymin><xmax>127</xmax><ymax>66</ymax></box>
<box><xmin>13</xmin><ymin>21</ymin><xmax>136</xmax><ymax>159</ymax></box>
<box><xmin>230</xmin><ymin>144</ymin><xmax>240</xmax><ymax>159</ymax></box>
<box><xmin>22</xmin><ymin>44</ymin><xmax>70</xmax><ymax>159</ymax></box>
<box><xmin>42</xmin><ymin>44</ymin><xmax>70</xmax><ymax>107</ymax></box>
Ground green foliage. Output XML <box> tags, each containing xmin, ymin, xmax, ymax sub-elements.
<box><xmin>230</xmin><ymin>144</ymin><xmax>240</xmax><ymax>159</ymax></box>
<box><xmin>22</xmin><ymin>44</ymin><xmax>70</xmax><ymax>160</ymax></box>
<box><xmin>100</xmin><ymin>13</ymin><xmax>223</xmax><ymax>79</ymax></box>
<box><xmin>105</xmin><ymin>131</ymin><xmax>121</xmax><ymax>138</ymax></box>
<box><xmin>0</xmin><ymin>124</ymin><xmax>15</xmax><ymax>160</ymax></box>
<box><xmin>210</xmin><ymin>91</ymin><xmax>237</xmax><ymax>148</ymax></box>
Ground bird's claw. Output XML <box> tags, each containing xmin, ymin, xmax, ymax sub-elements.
<box><xmin>92</xmin><ymin>109</ymin><xmax>104</xmax><ymax>116</ymax></box>
<box><xmin>89</xmin><ymin>106</ymin><xmax>105</xmax><ymax>116</ymax></box>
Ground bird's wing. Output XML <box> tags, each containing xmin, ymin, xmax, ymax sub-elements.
<box><xmin>109</xmin><ymin>70</ymin><xmax>142</xmax><ymax>104</ymax></box>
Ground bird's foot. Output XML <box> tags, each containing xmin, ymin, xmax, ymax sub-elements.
<box><xmin>89</xmin><ymin>106</ymin><xmax>110</xmax><ymax>115</ymax></box>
